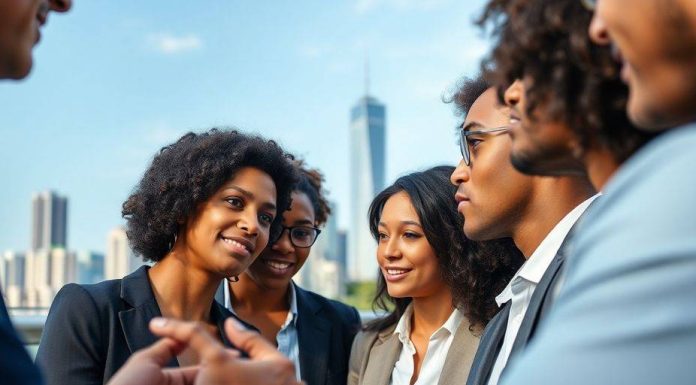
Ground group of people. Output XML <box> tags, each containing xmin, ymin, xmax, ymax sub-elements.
<box><xmin>1</xmin><ymin>0</ymin><xmax>695</xmax><ymax>384</ymax></box>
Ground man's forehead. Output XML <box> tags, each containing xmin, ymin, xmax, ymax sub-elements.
<box><xmin>464</xmin><ymin>89</ymin><xmax>509</xmax><ymax>131</ymax></box>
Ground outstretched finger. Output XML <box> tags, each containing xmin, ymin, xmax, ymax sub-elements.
<box><xmin>133</xmin><ymin>337</ymin><xmax>187</xmax><ymax>367</ymax></box>
<box><xmin>150</xmin><ymin>317</ymin><xmax>228</xmax><ymax>363</ymax></box>
<box><xmin>224</xmin><ymin>317</ymin><xmax>280</xmax><ymax>360</ymax></box>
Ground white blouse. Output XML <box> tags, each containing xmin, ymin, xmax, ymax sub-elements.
<box><xmin>389</xmin><ymin>303</ymin><xmax>464</xmax><ymax>385</ymax></box>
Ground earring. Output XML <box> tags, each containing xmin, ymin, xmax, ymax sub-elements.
<box><xmin>227</xmin><ymin>276</ymin><xmax>239</xmax><ymax>283</ymax></box>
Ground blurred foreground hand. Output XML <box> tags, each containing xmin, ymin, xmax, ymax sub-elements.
<box><xmin>107</xmin><ymin>317</ymin><xmax>301</xmax><ymax>385</ymax></box>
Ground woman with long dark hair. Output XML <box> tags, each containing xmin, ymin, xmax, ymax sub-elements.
<box><xmin>36</xmin><ymin>129</ymin><xmax>299</xmax><ymax>385</ymax></box>
<box><xmin>348</xmin><ymin>166</ymin><xmax>522</xmax><ymax>385</ymax></box>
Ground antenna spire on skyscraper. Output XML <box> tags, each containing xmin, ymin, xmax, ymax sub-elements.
<box><xmin>364</xmin><ymin>56</ymin><xmax>370</xmax><ymax>97</ymax></box>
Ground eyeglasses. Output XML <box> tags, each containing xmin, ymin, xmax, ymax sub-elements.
<box><xmin>273</xmin><ymin>225</ymin><xmax>321</xmax><ymax>248</ymax></box>
<box><xmin>458</xmin><ymin>125</ymin><xmax>510</xmax><ymax>166</ymax></box>
<box><xmin>580</xmin><ymin>0</ymin><xmax>596</xmax><ymax>11</ymax></box>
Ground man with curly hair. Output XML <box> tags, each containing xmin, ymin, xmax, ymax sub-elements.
<box><xmin>476</xmin><ymin>0</ymin><xmax>696</xmax><ymax>384</ymax></box>
<box><xmin>448</xmin><ymin>75</ymin><xmax>596</xmax><ymax>385</ymax></box>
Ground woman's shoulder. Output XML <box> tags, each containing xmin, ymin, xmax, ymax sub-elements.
<box><xmin>50</xmin><ymin>278</ymin><xmax>126</xmax><ymax>316</ymax></box>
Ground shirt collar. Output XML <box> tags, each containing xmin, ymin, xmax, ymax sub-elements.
<box><xmin>392</xmin><ymin>303</ymin><xmax>464</xmax><ymax>342</ymax></box>
<box><xmin>495</xmin><ymin>194</ymin><xmax>600</xmax><ymax>307</ymax></box>
<box><xmin>224</xmin><ymin>280</ymin><xmax>299</xmax><ymax>324</ymax></box>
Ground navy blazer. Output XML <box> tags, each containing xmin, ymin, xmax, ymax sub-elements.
<box><xmin>0</xmin><ymin>289</ymin><xmax>43</xmax><ymax>385</ymax></box>
<box><xmin>35</xmin><ymin>266</ymin><xmax>248</xmax><ymax>385</ymax></box>
<box><xmin>215</xmin><ymin>281</ymin><xmax>361</xmax><ymax>385</ymax></box>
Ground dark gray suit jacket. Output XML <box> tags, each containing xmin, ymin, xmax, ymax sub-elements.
<box><xmin>215</xmin><ymin>281</ymin><xmax>361</xmax><ymax>385</ymax></box>
<box><xmin>466</xmin><ymin>198</ymin><xmax>599</xmax><ymax>385</ymax></box>
<box><xmin>35</xmin><ymin>266</ymin><xmax>249</xmax><ymax>385</ymax></box>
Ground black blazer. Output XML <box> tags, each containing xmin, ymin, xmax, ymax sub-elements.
<box><xmin>215</xmin><ymin>281</ymin><xmax>361</xmax><ymax>385</ymax></box>
<box><xmin>466</xmin><ymin>198</ymin><xmax>600</xmax><ymax>385</ymax></box>
<box><xmin>35</xmin><ymin>266</ymin><xmax>247</xmax><ymax>385</ymax></box>
<box><xmin>0</xmin><ymin>289</ymin><xmax>43</xmax><ymax>385</ymax></box>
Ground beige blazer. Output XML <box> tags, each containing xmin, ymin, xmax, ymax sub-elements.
<box><xmin>347</xmin><ymin>318</ymin><xmax>480</xmax><ymax>385</ymax></box>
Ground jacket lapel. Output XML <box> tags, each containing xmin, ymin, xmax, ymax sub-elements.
<box><xmin>296</xmin><ymin>285</ymin><xmax>331</xmax><ymax>385</ymax></box>
<box><xmin>466</xmin><ymin>301</ymin><xmax>511</xmax><ymax>385</ymax></box>
<box><xmin>362</xmin><ymin>327</ymin><xmax>402</xmax><ymax>385</ymax></box>
<box><xmin>117</xmin><ymin>266</ymin><xmax>177</xmax><ymax>367</ymax></box>
<box><xmin>438</xmin><ymin>318</ymin><xmax>480</xmax><ymax>385</ymax></box>
<box><xmin>507</xmin><ymin>196</ymin><xmax>601</xmax><ymax>360</ymax></box>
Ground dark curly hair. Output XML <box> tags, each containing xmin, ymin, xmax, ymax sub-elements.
<box><xmin>122</xmin><ymin>128</ymin><xmax>299</xmax><ymax>262</ymax></box>
<box><xmin>364</xmin><ymin>166</ymin><xmax>523</xmax><ymax>332</ymax></box>
<box><xmin>292</xmin><ymin>159</ymin><xmax>331</xmax><ymax>227</ymax></box>
<box><xmin>444</xmin><ymin>75</ymin><xmax>491</xmax><ymax>119</ymax></box>
<box><xmin>478</xmin><ymin>0</ymin><xmax>654</xmax><ymax>163</ymax></box>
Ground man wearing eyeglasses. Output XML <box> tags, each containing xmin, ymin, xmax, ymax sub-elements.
<box><xmin>448</xmin><ymin>77</ymin><xmax>596</xmax><ymax>385</ymax></box>
<box><xmin>491</xmin><ymin>0</ymin><xmax>696</xmax><ymax>384</ymax></box>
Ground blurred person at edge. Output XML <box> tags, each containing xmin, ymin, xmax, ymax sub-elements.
<box><xmin>475</xmin><ymin>0</ymin><xmax>696</xmax><ymax>384</ymax></box>
<box><xmin>348</xmin><ymin>166</ymin><xmax>524</xmax><ymax>385</ymax></box>
<box><xmin>218</xmin><ymin>160</ymin><xmax>361</xmax><ymax>385</ymax></box>
<box><xmin>0</xmin><ymin>1</ymin><xmax>71</xmax><ymax>384</ymax></box>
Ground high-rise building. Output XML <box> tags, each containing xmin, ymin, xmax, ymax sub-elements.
<box><xmin>348</xmin><ymin>93</ymin><xmax>386</xmax><ymax>282</ymax></box>
<box><xmin>25</xmin><ymin>247</ymin><xmax>76</xmax><ymax>308</ymax></box>
<box><xmin>3</xmin><ymin>251</ymin><xmax>26</xmax><ymax>307</ymax></box>
<box><xmin>31</xmin><ymin>191</ymin><xmax>68</xmax><ymax>252</ymax></box>
<box><xmin>105</xmin><ymin>226</ymin><xmax>140</xmax><ymax>280</ymax></box>
<box><xmin>76</xmin><ymin>250</ymin><xmax>105</xmax><ymax>284</ymax></box>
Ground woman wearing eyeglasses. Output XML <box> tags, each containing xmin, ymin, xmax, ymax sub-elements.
<box><xmin>219</xmin><ymin>160</ymin><xmax>361</xmax><ymax>385</ymax></box>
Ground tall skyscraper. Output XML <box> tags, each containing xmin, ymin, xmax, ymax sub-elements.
<box><xmin>348</xmin><ymin>91</ymin><xmax>386</xmax><ymax>282</ymax></box>
<box><xmin>76</xmin><ymin>250</ymin><xmax>105</xmax><ymax>284</ymax></box>
<box><xmin>105</xmin><ymin>226</ymin><xmax>140</xmax><ymax>280</ymax></box>
<box><xmin>3</xmin><ymin>251</ymin><xmax>26</xmax><ymax>307</ymax></box>
<box><xmin>31</xmin><ymin>191</ymin><xmax>68</xmax><ymax>252</ymax></box>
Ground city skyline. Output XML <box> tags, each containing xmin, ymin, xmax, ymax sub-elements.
<box><xmin>0</xmin><ymin>0</ymin><xmax>490</xmax><ymax>254</ymax></box>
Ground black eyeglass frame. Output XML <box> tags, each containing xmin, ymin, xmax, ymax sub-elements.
<box><xmin>273</xmin><ymin>225</ymin><xmax>322</xmax><ymax>248</ymax></box>
<box><xmin>458</xmin><ymin>125</ymin><xmax>511</xmax><ymax>166</ymax></box>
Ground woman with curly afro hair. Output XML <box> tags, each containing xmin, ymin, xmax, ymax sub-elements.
<box><xmin>36</xmin><ymin>128</ymin><xmax>299</xmax><ymax>385</ymax></box>
<box><xmin>219</xmin><ymin>159</ymin><xmax>361</xmax><ymax>385</ymax></box>
<box><xmin>347</xmin><ymin>166</ymin><xmax>523</xmax><ymax>385</ymax></box>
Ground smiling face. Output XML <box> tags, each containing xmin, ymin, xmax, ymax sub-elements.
<box><xmin>179</xmin><ymin>167</ymin><xmax>278</xmax><ymax>278</ymax></box>
<box><xmin>0</xmin><ymin>0</ymin><xmax>72</xmax><ymax>79</ymax></box>
<box><xmin>450</xmin><ymin>87</ymin><xmax>536</xmax><ymax>241</ymax></box>
<box><xmin>589</xmin><ymin>0</ymin><xmax>696</xmax><ymax>129</ymax></box>
<box><xmin>243</xmin><ymin>191</ymin><xmax>316</xmax><ymax>290</ymax></box>
<box><xmin>376</xmin><ymin>191</ymin><xmax>446</xmax><ymax>299</ymax></box>
<box><xmin>504</xmin><ymin>80</ymin><xmax>585</xmax><ymax>176</ymax></box>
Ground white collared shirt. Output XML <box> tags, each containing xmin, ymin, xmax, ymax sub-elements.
<box><xmin>389</xmin><ymin>303</ymin><xmax>464</xmax><ymax>385</ymax></box>
<box><xmin>486</xmin><ymin>194</ymin><xmax>599</xmax><ymax>385</ymax></box>
<box><xmin>223</xmin><ymin>281</ymin><xmax>301</xmax><ymax>380</ymax></box>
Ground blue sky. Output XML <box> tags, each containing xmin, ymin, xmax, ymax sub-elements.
<box><xmin>0</xmin><ymin>0</ymin><xmax>491</xmax><ymax>253</ymax></box>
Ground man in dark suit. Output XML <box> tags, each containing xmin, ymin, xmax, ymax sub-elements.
<box><xmin>0</xmin><ymin>1</ymin><xmax>72</xmax><ymax>384</ymax></box>
<box><xmin>448</xmin><ymin>76</ymin><xmax>597</xmax><ymax>385</ymax></box>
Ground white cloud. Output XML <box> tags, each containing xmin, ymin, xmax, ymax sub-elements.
<box><xmin>148</xmin><ymin>33</ymin><xmax>203</xmax><ymax>54</ymax></box>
